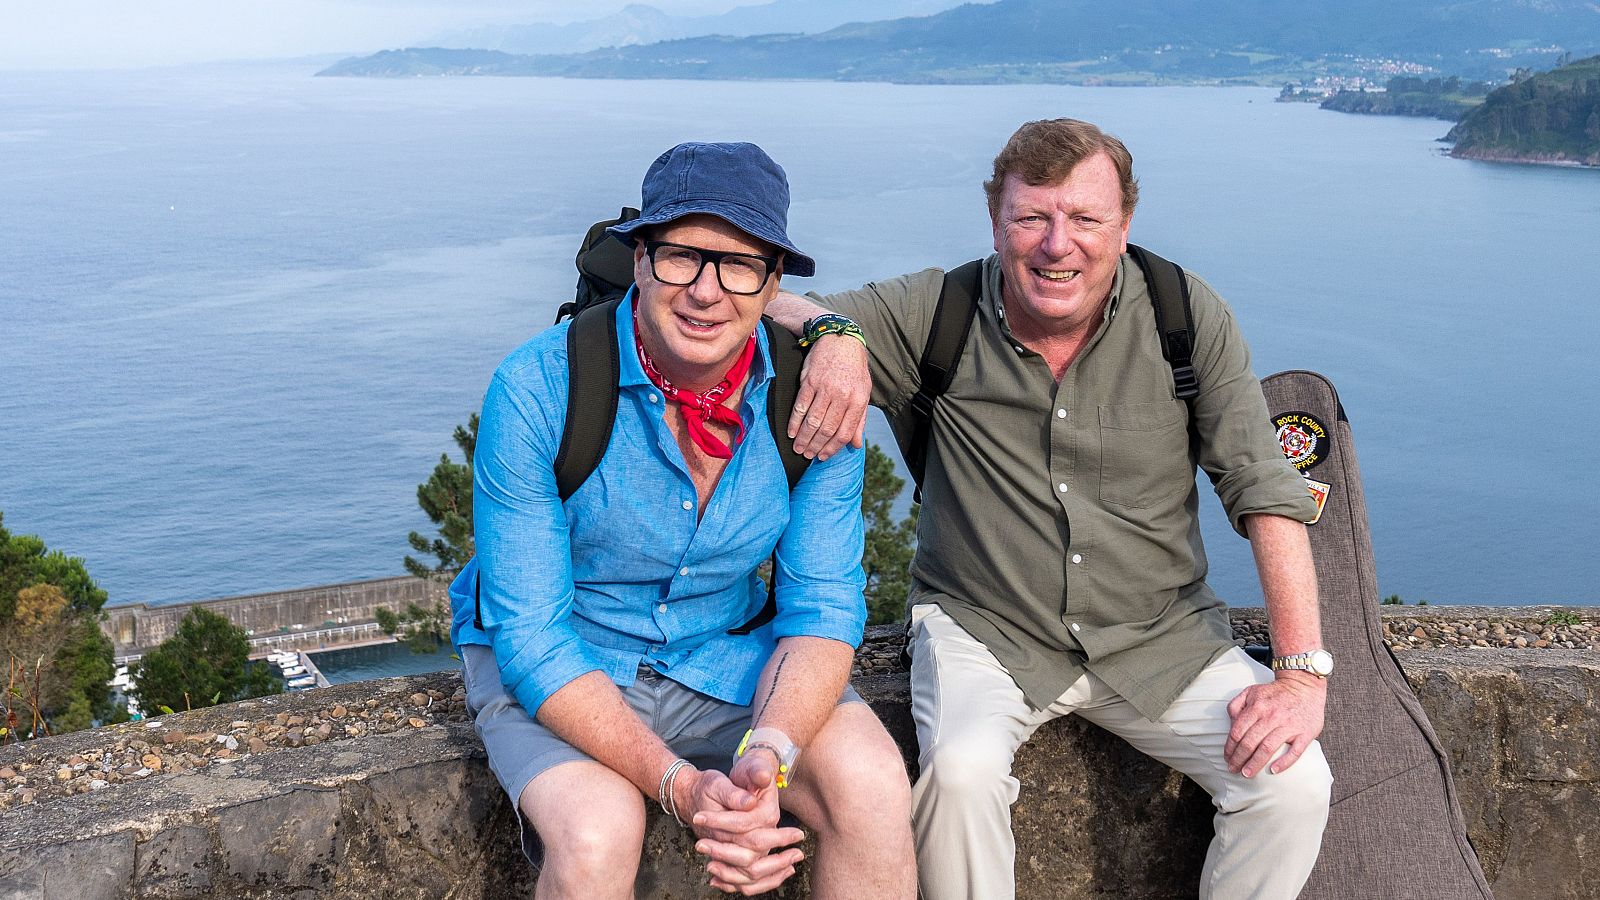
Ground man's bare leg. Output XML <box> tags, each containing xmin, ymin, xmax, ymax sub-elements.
<box><xmin>520</xmin><ymin>760</ymin><xmax>646</xmax><ymax>900</ymax></box>
<box><xmin>781</xmin><ymin>703</ymin><xmax>917</xmax><ymax>900</ymax></box>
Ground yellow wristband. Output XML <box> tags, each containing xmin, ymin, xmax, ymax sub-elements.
<box><xmin>735</xmin><ymin>727</ymin><xmax>801</xmax><ymax>788</ymax></box>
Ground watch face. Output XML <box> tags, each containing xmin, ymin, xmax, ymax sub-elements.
<box><xmin>1309</xmin><ymin>650</ymin><xmax>1334</xmax><ymax>676</ymax></box>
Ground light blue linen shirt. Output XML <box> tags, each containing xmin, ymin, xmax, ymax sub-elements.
<box><xmin>449</xmin><ymin>293</ymin><xmax>867</xmax><ymax>720</ymax></box>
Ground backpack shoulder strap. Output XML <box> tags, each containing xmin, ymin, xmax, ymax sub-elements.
<box><xmin>476</xmin><ymin>296</ymin><xmax>621</xmax><ymax>631</ymax></box>
<box><xmin>1126</xmin><ymin>243</ymin><xmax>1200</xmax><ymax>403</ymax></box>
<box><xmin>554</xmin><ymin>296</ymin><xmax>623</xmax><ymax>501</ymax></box>
<box><xmin>727</xmin><ymin>318</ymin><xmax>812</xmax><ymax>637</ymax></box>
<box><xmin>903</xmin><ymin>258</ymin><xmax>984</xmax><ymax>499</ymax></box>
<box><xmin>761</xmin><ymin>316</ymin><xmax>812</xmax><ymax>492</ymax></box>
<box><xmin>484</xmin><ymin>298</ymin><xmax>810</xmax><ymax>636</ymax></box>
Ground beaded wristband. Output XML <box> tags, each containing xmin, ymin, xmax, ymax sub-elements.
<box><xmin>799</xmin><ymin>313</ymin><xmax>867</xmax><ymax>349</ymax></box>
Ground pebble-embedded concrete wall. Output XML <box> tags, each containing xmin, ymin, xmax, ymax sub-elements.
<box><xmin>5</xmin><ymin>611</ymin><xmax>1597</xmax><ymax>899</ymax></box>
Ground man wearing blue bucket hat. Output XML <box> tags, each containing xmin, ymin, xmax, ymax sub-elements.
<box><xmin>448</xmin><ymin>142</ymin><xmax>916</xmax><ymax>899</ymax></box>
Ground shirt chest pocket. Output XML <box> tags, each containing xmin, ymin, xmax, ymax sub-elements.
<box><xmin>1097</xmin><ymin>401</ymin><xmax>1192</xmax><ymax>509</ymax></box>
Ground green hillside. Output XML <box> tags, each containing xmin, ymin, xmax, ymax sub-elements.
<box><xmin>1446</xmin><ymin>56</ymin><xmax>1600</xmax><ymax>165</ymax></box>
<box><xmin>1320</xmin><ymin>76</ymin><xmax>1494</xmax><ymax>121</ymax></box>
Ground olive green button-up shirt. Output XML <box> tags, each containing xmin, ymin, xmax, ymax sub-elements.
<box><xmin>818</xmin><ymin>255</ymin><xmax>1318</xmax><ymax>719</ymax></box>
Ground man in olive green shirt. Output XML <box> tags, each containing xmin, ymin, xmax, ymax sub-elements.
<box><xmin>768</xmin><ymin>119</ymin><xmax>1333</xmax><ymax>899</ymax></box>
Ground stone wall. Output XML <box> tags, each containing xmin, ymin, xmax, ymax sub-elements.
<box><xmin>102</xmin><ymin>577</ymin><xmax>436</xmax><ymax>657</ymax></box>
<box><xmin>3</xmin><ymin>626</ymin><xmax>1597</xmax><ymax>899</ymax></box>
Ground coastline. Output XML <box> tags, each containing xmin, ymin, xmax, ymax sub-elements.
<box><xmin>1447</xmin><ymin>145</ymin><xmax>1600</xmax><ymax>168</ymax></box>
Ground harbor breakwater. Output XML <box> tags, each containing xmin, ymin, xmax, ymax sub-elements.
<box><xmin>102</xmin><ymin>577</ymin><xmax>438</xmax><ymax>661</ymax></box>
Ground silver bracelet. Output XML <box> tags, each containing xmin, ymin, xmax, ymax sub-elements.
<box><xmin>658</xmin><ymin>758</ymin><xmax>691</xmax><ymax>826</ymax></box>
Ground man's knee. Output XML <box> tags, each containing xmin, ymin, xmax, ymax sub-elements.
<box><xmin>801</xmin><ymin>707</ymin><xmax>914</xmax><ymax>831</ymax></box>
<box><xmin>843</xmin><ymin>731</ymin><xmax>913</xmax><ymax>811</ymax></box>
<box><xmin>520</xmin><ymin>766</ymin><xmax>646</xmax><ymax>883</ymax></box>
<box><xmin>547</xmin><ymin>813</ymin><xmax>644</xmax><ymax>873</ymax></box>
<box><xmin>916</xmin><ymin>729</ymin><xmax>1017</xmax><ymax>803</ymax></box>
<box><xmin>1242</xmin><ymin>744</ymin><xmax>1333</xmax><ymax>822</ymax></box>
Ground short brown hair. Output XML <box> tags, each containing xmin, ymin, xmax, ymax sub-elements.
<box><xmin>983</xmin><ymin>119</ymin><xmax>1139</xmax><ymax>219</ymax></box>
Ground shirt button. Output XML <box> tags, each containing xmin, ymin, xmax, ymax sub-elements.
<box><xmin>649</xmin><ymin>394</ymin><xmax>660</xmax><ymax>403</ymax></box>
<box><xmin>1070</xmin><ymin>622</ymin><xmax>1082</xmax><ymax>632</ymax></box>
<box><xmin>1014</xmin><ymin>345</ymin><xmax>1026</xmax><ymax>354</ymax></box>
<box><xmin>1056</xmin><ymin>408</ymin><xmax>1067</xmax><ymax>419</ymax></box>
<box><xmin>1057</xmin><ymin>482</ymin><xmax>1069</xmax><ymax>493</ymax></box>
<box><xmin>681</xmin><ymin>500</ymin><xmax>693</xmax><ymax>510</ymax></box>
<box><xmin>657</xmin><ymin>603</ymin><xmax>668</xmax><ymax>613</ymax></box>
<box><xmin>679</xmin><ymin>566</ymin><xmax>689</xmax><ymax>576</ymax></box>
<box><xmin>1071</xmin><ymin>554</ymin><xmax>1083</xmax><ymax>564</ymax></box>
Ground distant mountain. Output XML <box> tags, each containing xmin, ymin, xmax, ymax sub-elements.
<box><xmin>520</xmin><ymin>0</ymin><xmax>1600</xmax><ymax>79</ymax></box>
<box><xmin>426</xmin><ymin>5</ymin><xmax>678</xmax><ymax>56</ymax></box>
<box><xmin>1446</xmin><ymin>55</ymin><xmax>1600</xmax><ymax>166</ymax></box>
<box><xmin>426</xmin><ymin>0</ymin><xmax>982</xmax><ymax>56</ymax></box>
<box><xmin>320</xmin><ymin>0</ymin><xmax>1600</xmax><ymax>84</ymax></box>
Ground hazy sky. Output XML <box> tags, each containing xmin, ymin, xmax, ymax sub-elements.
<box><xmin>1</xmin><ymin>0</ymin><xmax>751</xmax><ymax>70</ymax></box>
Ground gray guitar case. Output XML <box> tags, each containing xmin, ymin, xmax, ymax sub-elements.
<box><xmin>1259</xmin><ymin>371</ymin><xmax>1492</xmax><ymax>899</ymax></box>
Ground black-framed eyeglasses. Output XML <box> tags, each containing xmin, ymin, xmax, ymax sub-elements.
<box><xmin>644</xmin><ymin>240</ymin><xmax>779</xmax><ymax>296</ymax></box>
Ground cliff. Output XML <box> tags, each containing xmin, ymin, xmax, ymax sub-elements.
<box><xmin>1446</xmin><ymin>56</ymin><xmax>1600</xmax><ymax>166</ymax></box>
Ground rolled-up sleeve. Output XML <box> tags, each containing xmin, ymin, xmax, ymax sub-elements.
<box><xmin>770</xmin><ymin>442</ymin><xmax>868</xmax><ymax>648</ymax></box>
<box><xmin>473</xmin><ymin>361</ymin><xmax>604</xmax><ymax>718</ymax></box>
<box><xmin>1187</xmin><ymin>277</ymin><xmax>1321</xmax><ymax>536</ymax></box>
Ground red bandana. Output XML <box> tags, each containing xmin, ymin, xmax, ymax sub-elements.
<box><xmin>634</xmin><ymin>312</ymin><xmax>756</xmax><ymax>460</ymax></box>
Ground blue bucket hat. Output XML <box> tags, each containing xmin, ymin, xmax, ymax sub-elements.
<box><xmin>607</xmin><ymin>141</ymin><xmax>815</xmax><ymax>278</ymax></box>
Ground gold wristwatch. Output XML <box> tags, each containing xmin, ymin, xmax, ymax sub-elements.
<box><xmin>1270</xmin><ymin>649</ymin><xmax>1334</xmax><ymax>678</ymax></box>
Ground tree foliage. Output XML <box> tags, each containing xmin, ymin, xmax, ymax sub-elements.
<box><xmin>3</xmin><ymin>584</ymin><xmax>73</xmax><ymax>739</ymax></box>
<box><xmin>405</xmin><ymin>414</ymin><xmax>478</xmax><ymax>581</ymax></box>
<box><xmin>0</xmin><ymin>511</ymin><xmax>114</xmax><ymax>738</ymax></box>
<box><xmin>129</xmin><ymin>607</ymin><xmax>280</xmax><ymax>714</ymax></box>
<box><xmin>861</xmin><ymin>441</ymin><xmax>918</xmax><ymax>625</ymax></box>
<box><xmin>1320</xmin><ymin>75</ymin><xmax>1494</xmax><ymax>121</ymax></box>
<box><xmin>374</xmin><ymin>601</ymin><xmax>450</xmax><ymax>653</ymax></box>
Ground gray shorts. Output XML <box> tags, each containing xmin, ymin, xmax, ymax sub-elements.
<box><xmin>459</xmin><ymin>643</ymin><xmax>864</xmax><ymax>866</ymax></box>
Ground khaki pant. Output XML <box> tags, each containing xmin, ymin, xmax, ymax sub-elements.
<box><xmin>909</xmin><ymin>604</ymin><xmax>1332</xmax><ymax>900</ymax></box>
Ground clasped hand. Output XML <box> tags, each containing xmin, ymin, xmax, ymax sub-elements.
<box><xmin>683</xmin><ymin>751</ymin><xmax>805</xmax><ymax>895</ymax></box>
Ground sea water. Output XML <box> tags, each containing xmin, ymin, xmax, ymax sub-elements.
<box><xmin>3</xmin><ymin>63</ymin><xmax>1597</xmax><ymax>610</ymax></box>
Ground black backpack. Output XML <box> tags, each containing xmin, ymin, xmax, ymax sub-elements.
<box><xmin>476</xmin><ymin>212</ymin><xmax>1199</xmax><ymax>630</ymax></box>
<box><xmin>564</xmin><ymin>211</ymin><xmax>1198</xmax><ymax>502</ymax></box>
<box><xmin>472</xmin><ymin>208</ymin><xmax>808</xmax><ymax>635</ymax></box>
<box><xmin>555</xmin><ymin>208</ymin><xmax>810</xmax><ymax>503</ymax></box>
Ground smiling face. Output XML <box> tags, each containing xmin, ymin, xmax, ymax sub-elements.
<box><xmin>991</xmin><ymin>152</ymin><xmax>1132</xmax><ymax>341</ymax></box>
<box><xmin>632</xmin><ymin>214</ymin><xmax>781</xmax><ymax>391</ymax></box>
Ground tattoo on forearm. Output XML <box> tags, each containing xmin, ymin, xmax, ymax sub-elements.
<box><xmin>752</xmin><ymin>652</ymin><xmax>788</xmax><ymax>724</ymax></box>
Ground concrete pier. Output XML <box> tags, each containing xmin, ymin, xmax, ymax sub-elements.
<box><xmin>297</xmin><ymin>649</ymin><xmax>332</xmax><ymax>689</ymax></box>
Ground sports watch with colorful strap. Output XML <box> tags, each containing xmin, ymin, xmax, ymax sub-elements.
<box><xmin>798</xmin><ymin>313</ymin><xmax>866</xmax><ymax>350</ymax></box>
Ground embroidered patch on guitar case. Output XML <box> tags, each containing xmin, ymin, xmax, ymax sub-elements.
<box><xmin>1272</xmin><ymin>410</ymin><xmax>1329</xmax><ymax>472</ymax></box>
